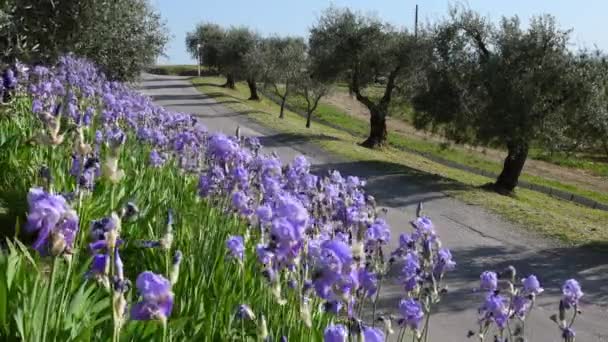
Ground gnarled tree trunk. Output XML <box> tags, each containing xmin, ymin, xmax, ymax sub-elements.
<box><xmin>222</xmin><ymin>73</ymin><xmax>235</xmax><ymax>89</ymax></box>
<box><xmin>361</xmin><ymin>109</ymin><xmax>388</xmax><ymax>148</ymax></box>
<box><xmin>306</xmin><ymin>111</ymin><xmax>312</xmax><ymax>128</ymax></box>
<box><xmin>279</xmin><ymin>97</ymin><xmax>286</xmax><ymax>119</ymax></box>
<box><xmin>495</xmin><ymin>142</ymin><xmax>529</xmax><ymax>193</ymax></box>
<box><xmin>247</xmin><ymin>78</ymin><xmax>259</xmax><ymax>100</ymax></box>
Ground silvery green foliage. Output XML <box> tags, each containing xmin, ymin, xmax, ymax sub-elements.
<box><xmin>0</xmin><ymin>0</ymin><xmax>168</xmax><ymax>81</ymax></box>
<box><xmin>308</xmin><ymin>7</ymin><xmax>420</xmax><ymax>147</ymax></box>
<box><xmin>411</xmin><ymin>6</ymin><xmax>583</xmax><ymax>191</ymax></box>
<box><xmin>185</xmin><ymin>22</ymin><xmax>225</xmax><ymax>71</ymax></box>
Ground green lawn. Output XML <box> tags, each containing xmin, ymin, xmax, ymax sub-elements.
<box><xmin>147</xmin><ymin>64</ymin><xmax>203</xmax><ymax>76</ymax></box>
<box><xmin>329</xmin><ymin>85</ymin><xmax>608</xmax><ymax>179</ymax></box>
<box><xmin>275</xmin><ymin>88</ymin><xmax>608</xmax><ymax>205</ymax></box>
<box><xmin>191</xmin><ymin>76</ymin><xmax>608</xmax><ymax>247</ymax></box>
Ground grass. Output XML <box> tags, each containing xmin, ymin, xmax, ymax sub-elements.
<box><xmin>0</xmin><ymin>93</ymin><xmax>331</xmax><ymax>340</ymax></box>
<box><xmin>277</xmin><ymin>88</ymin><xmax>608</xmax><ymax>205</ymax></box>
<box><xmin>529</xmin><ymin>149</ymin><xmax>608</xmax><ymax>177</ymax></box>
<box><xmin>147</xmin><ymin>65</ymin><xmax>206</xmax><ymax>77</ymax></box>
<box><xmin>330</xmin><ymin>85</ymin><xmax>608</xmax><ymax>179</ymax></box>
<box><xmin>192</xmin><ymin>76</ymin><xmax>608</xmax><ymax>246</ymax></box>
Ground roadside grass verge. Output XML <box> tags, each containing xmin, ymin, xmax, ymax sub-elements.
<box><xmin>191</xmin><ymin>76</ymin><xmax>608</xmax><ymax>247</ymax></box>
<box><xmin>147</xmin><ymin>65</ymin><xmax>206</xmax><ymax>76</ymax></box>
<box><xmin>331</xmin><ymin>85</ymin><xmax>608</xmax><ymax>179</ymax></box>
<box><xmin>282</xmin><ymin>91</ymin><xmax>608</xmax><ymax>205</ymax></box>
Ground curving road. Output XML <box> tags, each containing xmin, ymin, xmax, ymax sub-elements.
<box><xmin>138</xmin><ymin>73</ymin><xmax>608</xmax><ymax>342</ymax></box>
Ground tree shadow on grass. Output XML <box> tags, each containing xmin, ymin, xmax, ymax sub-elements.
<box><xmin>192</xmin><ymin>81</ymin><xmax>228</xmax><ymax>88</ymax></box>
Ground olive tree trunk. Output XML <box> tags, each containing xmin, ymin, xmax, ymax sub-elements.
<box><xmin>279</xmin><ymin>97</ymin><xmax>287</xmax><ymax>119</ymax></box>
<box><xmin>361</xmin><ymin>108</ymin><xmax>388</xmax><ymax>148</ymax></box>
<box><xmin>247</xmin><ymin>78</ymin><xmax>259</xmax><ymax>100</ymax></box>
<box><xmin>494</xmin><ymin>142</ymin><xmax>529</xmax><ymax>193</ymax></box>
<box><xmin>306</xmin><ymin>111</ymin><xmax>312</xmax><ymax>128</ymax></box>
<box><xmin>222</xmin><ymin>73</ymin><xmax>235</xmax><ymax>89</ymax></box>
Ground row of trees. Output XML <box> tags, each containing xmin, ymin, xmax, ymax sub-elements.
<box><xmin>185</xmin><ymin>24</ymin><xmax>329</xmax><ymax>127</ymax></box>
<box><xmin>187</xmin><ymin>6</ymin><xmax>608</xmax><ymax>193</ymax></box>
<box><xmin>0</xmin><ymin>0</ymin><xmax>168</xmax><ymax>80</ymax></box>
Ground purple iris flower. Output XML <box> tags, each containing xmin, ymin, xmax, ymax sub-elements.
<box><xmin>480</xmin><ymin>293</ymin><xmax>509</xmax><ymax>329</ymax></box>
<box><xmin>88</xmin><ymin>254</ymin><xmax>109</xmax><ymax>278</ymax></box>
<box><xmin>480</xmin><ymin>271</ymin><xmax>498</xmax><ymax>292</ymax></box>
<box><xmin>362</xmin><ymin>326</ymin><xmax>385</xmax><ymax>342</ymax></box>
<box><xmin>226</xmin><ymin>235</ymin><xmax>245</xmax><ymax>261</ymax></box>
<box><xmin>324</xmin><ymin>324</ymin><xmax>348</xmax><ymax>342</ymax></box>
<box><xmin>3</xmin><ymin>69</ymin><xmax>17</xmax><ymax>89</ymax></box>
<box><xmin>358</xmin><ymin>268</ymin><xmax>378</xmax><ymax>297</ymax></box>
<box><xmin>365</xmin><ymin>218</ymin><xmax>391</xmax><ymax>246</ymax></box>
<box><xmin>399</xmin><ymin>298</ymin><xmax>424</xmax><ymax>331</ymax></box>
<box><xmin>25</xmin><ymin>188</ymin><xmax>79</xmax><ymax>255</ymax></box>
<box><xmin>412</xmin><ymin>216</ymin><xmax>436</xmax><ymax>236</ymax></box>
<box><xmin>561</xmin><ymin>279</ymin><xmax>583</xmax><ymax>308</ymax></box>
<box><xmin>522</xmin><ymin>275</ymin><xmax>543</xmax><ymax>295</ymax></box>
<box><xmin>207</xmin><ymin>133</ymin><xmax>238</xmax><ymax>161</ymax></box>
<box><xmin>232</xmin><ymin>191</ymin><xmax>252</xmax><ymax>216</ymax></box>
<box><xmin>401</xmin><ymin>252</ymin><xmax>420</xmax><ymax>291</ymax></box>
<box><xmin>256</xmin><ymin>205</ymin><xmax>273</xmax><ymax>223</ymax></box>
<box><xmin>149</xmin><ymin>149</ymin><xmax>166</xmax><ymax>167</ymax></box>
<box><xmin>433</xmin><ymin>248</ymin><xmax>456</xmax><ymax>276</ymax></box>
<box><xmin>131</xmin><ymin>271</ymin><xmax>174</xmax><ymax>321</ymax></box>
<box><xmin>512</xmin><ymin>295</ymin><xmax>531</xmax><ymax>318</ymax></box>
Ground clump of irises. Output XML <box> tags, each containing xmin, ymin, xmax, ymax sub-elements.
<box><xmin>10</xmin><ymin>56</ymin><xmax>588</xmax><ymax>342</ymax></box>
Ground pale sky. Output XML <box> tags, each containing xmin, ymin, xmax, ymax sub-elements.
<box><xmin>151</xmin><ymin>0</ymin><xmax>608</xmax><ymax>64</ymax></box>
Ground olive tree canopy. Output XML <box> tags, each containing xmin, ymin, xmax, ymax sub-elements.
<box><xmin>411</xmin><ymin>8</ymin><xmax>581</xmax><ymax>192</ymax></box>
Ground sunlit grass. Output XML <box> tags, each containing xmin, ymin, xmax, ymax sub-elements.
<box><xmin>192</xmin><ymin>76</ymin><xmax>608</xmax><ymax>246</ymax></box>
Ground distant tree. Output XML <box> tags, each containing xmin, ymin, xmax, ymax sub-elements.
<box><xmin>411</xmin><ymin>8</ymin><xmax>581</xmax><ymax>193</ymax></box>
<box><xmin>185</xmin><ymin>23</ymin><xmax>225</xmax><ymax>72</ymax></box>
<box><xmin>564</xmin><ymin>51</ymin><xmax>608</xmax><ymax>158</ymax></box>
<box><xmin>295</xmin><ymin>71</ymin><xmax>330</xmax><ymax>128</ymax></box>
<box><xmin>1</xmin><ymin>0</ymin><xmax>168</xmax><ymax>81</ymax></box>
<box><xmin>257</xmin><ymin>37</ymin><xmax>307</xmax><ymax>118</ymax></box>
<box><xmin>309</xmin><ymin>7</ymin><xmax>419</xmax><ymax>147</ymax></box>
<box><xmin>217</xmin><ymin>27</ymin><xmax>259</xmax><ymax>97</ymax></box>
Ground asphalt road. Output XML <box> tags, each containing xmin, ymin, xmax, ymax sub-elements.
<box><xmin>138</xmin><ymin>73</ymin><xmax>608</xmax><ymax>342</ymax></box>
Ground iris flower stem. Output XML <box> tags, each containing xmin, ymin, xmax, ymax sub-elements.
<box><xmin>109</xmin><ymin>244</ymin><xmax>117</xmax><ymax>342</ymax></box>
<box><xmin>46</xmin><ymin>145</ymin><xmax>54</xmax><ymax>193</ymax></box>
<box><xmin>110</xmin><ymin>184</ymin><xmax>116</xmax><ymax>211</ymax></box>
<box><xmin>396</xmin><ymin>325</ymin><xmax>405</xmax><ymax>341</ymax></box>
<box><xmin>421</xmin><ymin>298</ymin><xmax>431</xmax><ymax>342</ymax></box>
<box><xmin>371</xmin><ymin>276</ymin><xmax>383</xmax><ymax>327</ymax></box>
<box><xmin>569</xmin><ymin>306</ymin><xmax>578</xmax><ymax>328</ymax></box>
<box><xmin>54</xmin><ymin>257</ymin><xmax>72</xmax><ymax>337</ymax></box>
<box><xmin>41</xmin><ymin>257</ymin><xmax>58</xmax><ymax>342</ymax></box>
<box><xmin>240</xmin><ymin>265</ymin><xmax>245</xmax><ymax>341</ymax></box>
<box><xmin>162</xmin><ymin>320</ymin><xmax>168</xmax><ymax>342</ymax></box>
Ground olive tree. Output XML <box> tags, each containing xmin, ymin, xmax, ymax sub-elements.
<box><xmin>309</xmin><ymin>7</ymin><xmax>419</xmax><ymax>147</ymax></box>
<box><xmin>185</xmin><ymin>23</ymin><xmax>225</xmax><ymax>72</ymax></box>
<box><xmin>1</xmin><ymin>0</ymin><xmax>168</xmax><ymax>81</ymax></box>
<box><xmin>411</xmin><ymin>8</ymin><xmax>581</xmax><ymax>193</ymax></box>
<box><xmin>565</xmin><ymin>52</ymin><xmax>608</xmax><ymax>158</ymax></box>
<box><xmin>295</xmin><ymin>72</ymin><xmax>330</xmax><ymax>128</ymax></box>
<box><xmin>256</xmin><ymin>37</ymin><xmax>307</xmax><ymax>118</ymax></box>
<box><xmin>217</xmin><ymin>27</ymin><xmax>260</xmax><ymax>97</ymax></box>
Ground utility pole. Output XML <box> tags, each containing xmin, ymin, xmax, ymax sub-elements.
<box><xmin>197</xmin><ymin>43</ymin><xmax>202</xmax><ymax>77</ymax></box>
<box><xmin>414</xmin><ymin>4</ymin><xmax>419</xmax><ymax>40</ymax></box>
